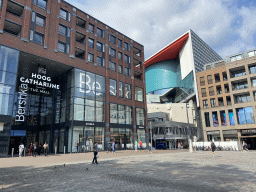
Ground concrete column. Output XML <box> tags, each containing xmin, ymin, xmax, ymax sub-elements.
<box><xmin>203</xmin><ymin>131</ymin><xmax>207</xmax><ymax>142</ymax></box>
<box><xmin>220</xmin><ymin>129</ymin><xmax>224</xmax><ymax>142</ymax></box>
<box><xmin>237</xmin><ymin>129</ymin><xmax>242</xmax><ymax>150</ymax></box>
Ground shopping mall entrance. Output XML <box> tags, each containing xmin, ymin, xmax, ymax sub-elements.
<box><xmin>9</xmin><ymin>52</ymin><xmax>73</xmax><ymax>154</ymax></box>
<box><xmin>242</xmin><ymin>137</ymin><xmax>256</xmax><ymax>150</ymax></box>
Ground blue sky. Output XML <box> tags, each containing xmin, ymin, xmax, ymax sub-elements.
<box><xmin>66</xmin><ymin>0</ymin><xmax>256</xmax><ymax>60</ymax></box>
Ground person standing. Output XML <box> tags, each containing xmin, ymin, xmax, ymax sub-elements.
<box><xmin>92</xmin><ymin>142</ymin><xmax>99</xmax><ymax>164</ymax></box>
<box><xmin>178</xmin><ymin>142</ymin><xmax>181</xmax><ymax>150</ymax></box>
<box><xmin>112</xmin><ymin>141</ymin><xmax>116</xmax><ymax>153</ymax></box>
<box><xmin>139</xmin><ymin>141</ymin><xmax>143</xmax><ymax>151</ymax></box>
<box><xmin>148</xmin><ymin>142</ymin><xmax>152</xmax><ymax>153</ymax></box>
<box><xmin>43</xmin><ymin>142</ymin><xmax>48</xmax><ymax>156</ymax></box>
<box><xmin>19</xmin><ymin>143</ymin><xmax>24</xmax><ymax>157</ymax></box>
<box><xmin>210</xmin><ymin>140</ymin><xmax>216</xmax><ymax>157</ymax></box>
<box><xmin>135</xmin><ymin>140</ymin><xmax>138</xmax><ymax>152</ymax></box>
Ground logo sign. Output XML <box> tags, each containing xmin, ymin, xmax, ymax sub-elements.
<box><xmin>15</xmin><ymin>67</ymin><xmax>60</xmax><ymax>122</ymax></box>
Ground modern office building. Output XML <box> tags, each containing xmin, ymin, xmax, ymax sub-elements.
<box><xmin>145</xmin><ymin>30</ymin><xmax>222</xmax><ymax>145</ymax></box>
<box><xmin>0</xmin><ymin>0</ymin><xmax>147</xmax><ymax>155</ymax></box>
<box><xmin>197</xmin><ymin>48</ymin><xmax>256</xmax><ymax>149</ymax></box>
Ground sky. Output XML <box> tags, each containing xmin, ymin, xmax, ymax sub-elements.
<box><xmin>66</xmin><ymin>0</ymin><xmax>256</xmax><ymax>60</ymax></box>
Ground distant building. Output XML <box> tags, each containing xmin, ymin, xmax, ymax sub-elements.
<box><xmin>197</xmin><ymin>48</ymin><xmax>256</xmax><ymax>150</ymax></box>
<box><xmin>145</xmin><ymin>30</ymin><xmax>222</xmax><ymax>146</ymax></box>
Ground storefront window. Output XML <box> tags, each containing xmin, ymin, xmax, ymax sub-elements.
<box><xmin>207</xmin><ymin>131</ymin><xmax>221</xmax><ymax>141</ymax></box>
<box><xmin>228</xmin><ymin>109</ymin><xmax>235</xmax><ymax>125</ymax></box>
<box><xmin>72</xmin><ymin>127</ymin><xmax>83</xmax><ymax>152</ymax></box>
<box><xmin>220</xmin><ymin>111</ymin><xmax>227</xmax><ymax>126</ymax></box>
<box><xmin>95</xmin><ymin>127</ymin><xmax>104</xmax><ymax>150</ymax></box>
<box><xmin>110</xmin><ymin>103</ymin><xmax>118</xmax><ymax>123</ymax></box>
<box><xmin>212</xmin><ymin>111</ymin><xmax>219</xmax><ymax>127</ymax></box>
<box><xmin>204</xmin><ymin>112</ymin><xmax>211</xmax><ymax>127</ymax></box>
<box><xmin>118</xmin><ymin>105</ymin><xmax>125</xmax><ymax>124</ymax></box>
<box><xmin>136</xmin><ymin>108</ymin><xmax>144</xmax><ymax>125</ymax></box>
<box><xmin>125</xmin><ymin>106</ymin><xmax>132</xmax><ymax>124</ymax></box>
<box><xmin>137</xmin><ymin>129</ymin><xmax>146</xmax><ymax>147</ymax></box>
<box><xmin>84</xmin><ymin>127</ymin><xmax>94</xmax><ymax>151</ymax></box>
<box><xmin>236</xmin><ymin>107</ymin><xmax>255</xmax><ymax>124</ymax></box>
<box><xmin>126</xmin><ymin>128</ymin><xmax>133</xmax><ymax>149</ymax></box>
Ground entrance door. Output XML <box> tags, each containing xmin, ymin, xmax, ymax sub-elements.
<box><xmin>244</xmin><ymin>138</ymin><xmax>256</xmax><ymax>150</ymax></box>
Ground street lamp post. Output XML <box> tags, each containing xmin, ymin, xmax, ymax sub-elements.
<box><xmin>186</xmin><ymin>103</ymin><xmax>193</xmax><ymax>152</ymax></box>
<box><xmin>150</xmin><ymin>122</ymin><xmax>153</xmax><ymax>148</ymax></box>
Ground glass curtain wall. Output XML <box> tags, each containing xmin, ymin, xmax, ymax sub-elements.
<box><xmin>110</xmin><ymin>103</ymin><xmax>132</xmax><ymax>124</ymax></box>
<box><xmin>0</xmin><ymin>45</ymin><xmax>19</xmax><ymax>116</ymax></box>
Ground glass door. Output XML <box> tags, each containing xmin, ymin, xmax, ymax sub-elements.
<box><xmin>84</xmin><ymin>127</ymin><xmax>94</xmax><ymax>151</ymax></box>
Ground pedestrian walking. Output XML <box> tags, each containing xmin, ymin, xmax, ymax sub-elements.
<box><xmin>33</xmin><ymin>142</ymin><xmax>37</xmax><ymax>157</ymax></box>
<box><xmin>92</xmin><ymin>142</ymin><xmax>99</xmax><ymax>164</ymax></box>
<box><xmin>19</xmin><ymin>142</ymin><xmax>24</xmax><ymax>157</ymax></box>
<box><xmin>148</xmin><ymin>142</ymin><xmax>152</xmax><ymax>153</ymax></box>
<box><xmin>29</xmin><ymin>142</ymin><xmax>33</xmax><ymax>156</ymax></box>
<box><xmin>243</xmin><ymin>141</ymin><xmax>249</xmax><ymax>152</ymax></box>
<box><xmin>112</xmin><ymin>141</ymin><xmax>116</xmax><ymax>153</ymax></box>
<box><xmin>139</xmin><ymin>141</ymin><xmax>143</xmax><ymax>151</ymax></box>
<box><xmin>178</xmin><ymin>142</ymin><xmax>181</xmax><ymax>150</ymax></box>
<box><xmin>38</xmin><ymin>143</ymin><xmax>42</xmax><ymax>155</ymax></box>
<box><xmin>210</xmin><ymin>140</ymin><xmax>216</xmax><ymax>157</ymax></box>
<box><xmin>43</xmin><ymin>142</ymin><xmax>48</xmax><ymax>156</ymax></box>
<box><xmin>135</xmin><ymin>140</ymin><xmax>138</xmax><ymax>152</ymax></box>
<box><xmin>75</xmin><ymin>141</ymin><xmax>79</xmax><ymax>153</ymax></box>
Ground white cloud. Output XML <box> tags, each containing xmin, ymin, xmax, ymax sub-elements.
<box><xmin>67</xmin><ymin>0</ymin><xmax>256</xmax><ymax>59</ymax></box>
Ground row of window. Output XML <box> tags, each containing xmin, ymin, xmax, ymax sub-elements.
<box><xmin>203</xmin><ymin>96</ymin><xmax>231</xmax><ymax>109</ymax></box>
<box><xmin>109</xmin><ymin>80</ymin><xmax>144</xmax><ymax>102</ymax></box>
<box><xmin>204</xmin><ymin>107</ymin><xmax>255</xmax><ymax>127</ymax></box>
<box><xmin>199</xmin><ymin>72</ymin><xmax>227</xmax><ymax>86</ymax></box>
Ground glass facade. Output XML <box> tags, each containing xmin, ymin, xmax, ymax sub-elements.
<box><xmin>110</xmin><ymin>103</ymin><xmax>132</xmax><ymax>124</ymax></box>
<box><xmin>236</xmin><ymin>107</ymin><xmax>255</xmax><ymax>124</ymax></box>
<box><xmin>1</xmin><ymin>44</ymin><xmax>146</xmax><ymax>154</ymax></box>
<box><xmin>0</xmin><ymin>46</ymin><xmax>19</xmax><ymax>115</ymax></box>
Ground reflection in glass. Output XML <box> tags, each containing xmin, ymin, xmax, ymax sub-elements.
<box><xmin>136</xmin><ymin>108</ymin><xmax>144</xmax><ymax>125</ymax></box>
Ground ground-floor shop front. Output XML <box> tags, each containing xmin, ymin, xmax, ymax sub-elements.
<box><xmin>0</xmin><ymin>45</ymin><xmax>147</xmax><ymax>155</ymax></box>
<box><xmin>206</xmin><ymin>129</ymin><xmax>256</xmax><ymax>150</ymax></box>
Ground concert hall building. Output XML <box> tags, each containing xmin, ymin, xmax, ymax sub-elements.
<box><xmin>0</xmin><ymin>0</ymin><xmax>147</xmax><ymax>155</ymax></box>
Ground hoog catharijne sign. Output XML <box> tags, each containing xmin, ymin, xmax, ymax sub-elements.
<box><xmin>15</xmin><ymin>67</ymin><xmax>60</xmax><ymax>122</ymax></box>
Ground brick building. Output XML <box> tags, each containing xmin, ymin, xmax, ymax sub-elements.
<box><xmin>197</xmin><ymin>48</ymin><xmax>256</xmax><ymax>150</ymax></box>
<box><xmin>0</xmin><ymin>0</ymin><xmax>147</xmax><ymax>155</ymax></box>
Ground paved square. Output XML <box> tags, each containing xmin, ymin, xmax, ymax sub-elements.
<box><xmin>0</xmin><ymin>150</ymin><xmax>256</xmax><ymax>191</ymax></box>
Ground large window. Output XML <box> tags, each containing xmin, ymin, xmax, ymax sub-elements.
<box><xmin>34</xmin><ymin>0</ymin><xmax>47</xmax><ymax>9</ymax></box>
<box><xmin>34</xmin><ymin>32</ymin><xmax>44</xmax><ymax>45</ymax></box>
<box><xmin>35</xmin><ymin>14</ymin><xmax>45</xmax><ymax>27</ymax></box>
<box><xmin>135</xmin><ymin>87</ymin><xmax>143</xmax><ymax>102</ymax></box>
<box><xmin>97</xmin><ymin>42</ymin><xmax>104</xmax><ymax>52</ymax></box>
<box><xmin>236</xmin><ymin>107</ymin><xmax>255</xmax><ymax>124</ymax></box>
<box><xmin>109</xmin><ymin>61</ymin><xmax>116</xmax><ymax>71</ymax></box>
<box><xmin>74</xmin><ymin>69</ymin><xmax>105</xmax><ymax>123</ymax></box>
<box><xmin>136</xmin><ymin>108</ymin><xmax>144</xmax><ymax>125</ymax></box>
<box><xmin>124</xmin><ymin>67</ymin><xmax>131</xmax><ymax>76</ymax></box>
<box><xmin>119</xmin><ymin>81</ymin><xmax>123</xmax><ymax>97</ymax></box>
<box><xmin>203</xmin><ymin>99</ymin><xmax>208</xmax><ymax>109</ymax></box>
<box><xmin>0</xmin><ymin>45</ymin><xmax>19</xmax><ymax>116</ymax></box>
<box><xmin>88</xmin><ymin>38</ymin><xmax>94</xmax><ymax>48</ymax></box>
<box><xmin>212</xmin><ymin>111</ymin><xmax>219</xmax><ymax>127</ymax></box>
<box><xmin>59</xmin><ymin>25</ymin><xmax>67</xmax><ymax>36</ymax></box>
<box><xmin>124</xmin><ymin>42</ymin><xmax>129</xmax><ymax>51</ymax></box>
<box><xmin>234</xmin><ymin>94</ymin><xmax>251</xmax><ymax>104</ymax></box>
<box><xmin>228</xmin><ymin>110</ymin><xmax>235</xmax><ymax>125</ymax></box>
<box><xmin>109</xmin><ymin>35</ymin><xmax>116</xmax><ymax>44</ymax></box>
<box><xmin>109</xmin><ymin>47</ymin><xmax>116</xmax><ymax>58</ymax></box>
<box><xmin>60</xmin><ymin>9</ymin><xmax>70</xmax><ymax>21</ymax></box>
<box><xmin>220</xmin><ymin>111</ymin><xmax>227</xmax><ymax>126</ymax></box>
<box><xmin>89</xmin><ymin>23</ymin><xmax>94</xmax><ymax>33</ymax></box>
<box><xmin>204</xmin><ymin>112</ymin><xmax>211</xmax><ymax>127</ymax></box>
<box><xmin>110</xmin><ymin>103</ymin><xmax>132</xmax><ymax>124</ymax></box>
<box><xmin>125</xmin><ymin>83</ymin><xmax>131</xmax><ymax>99</ymax></box>
<box><xmin>97</xmin><ymin>56</ymin><xmax>104</xmax><ymax>66</ymax></box>
<box><xmin>124</xmin><ymin>54</ymin><xmax>130</xmax><ymax>64</ymax></box>
<box><xmin>210</xmin><ymin>98</ymin><xmax>216</xmax><ymax>108</ymax></box>
<box><xmin>97</xmin><ymin>28</ymin><xmax>104</xmax><ymax>38</ymax></box>
<box><xmin>58</xmin><ymin>42</ymin><xmax>66</xmax><ymax>53</ymax></box>
<box><xmin>109</xmin><ymin>79</ymin><xmax>117</xmax><ymax>96</ymax></box>
<box><xmin>88</xmin><ymin>53</ymin><xmax>94</xmax><ymax>63</ymax></box>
